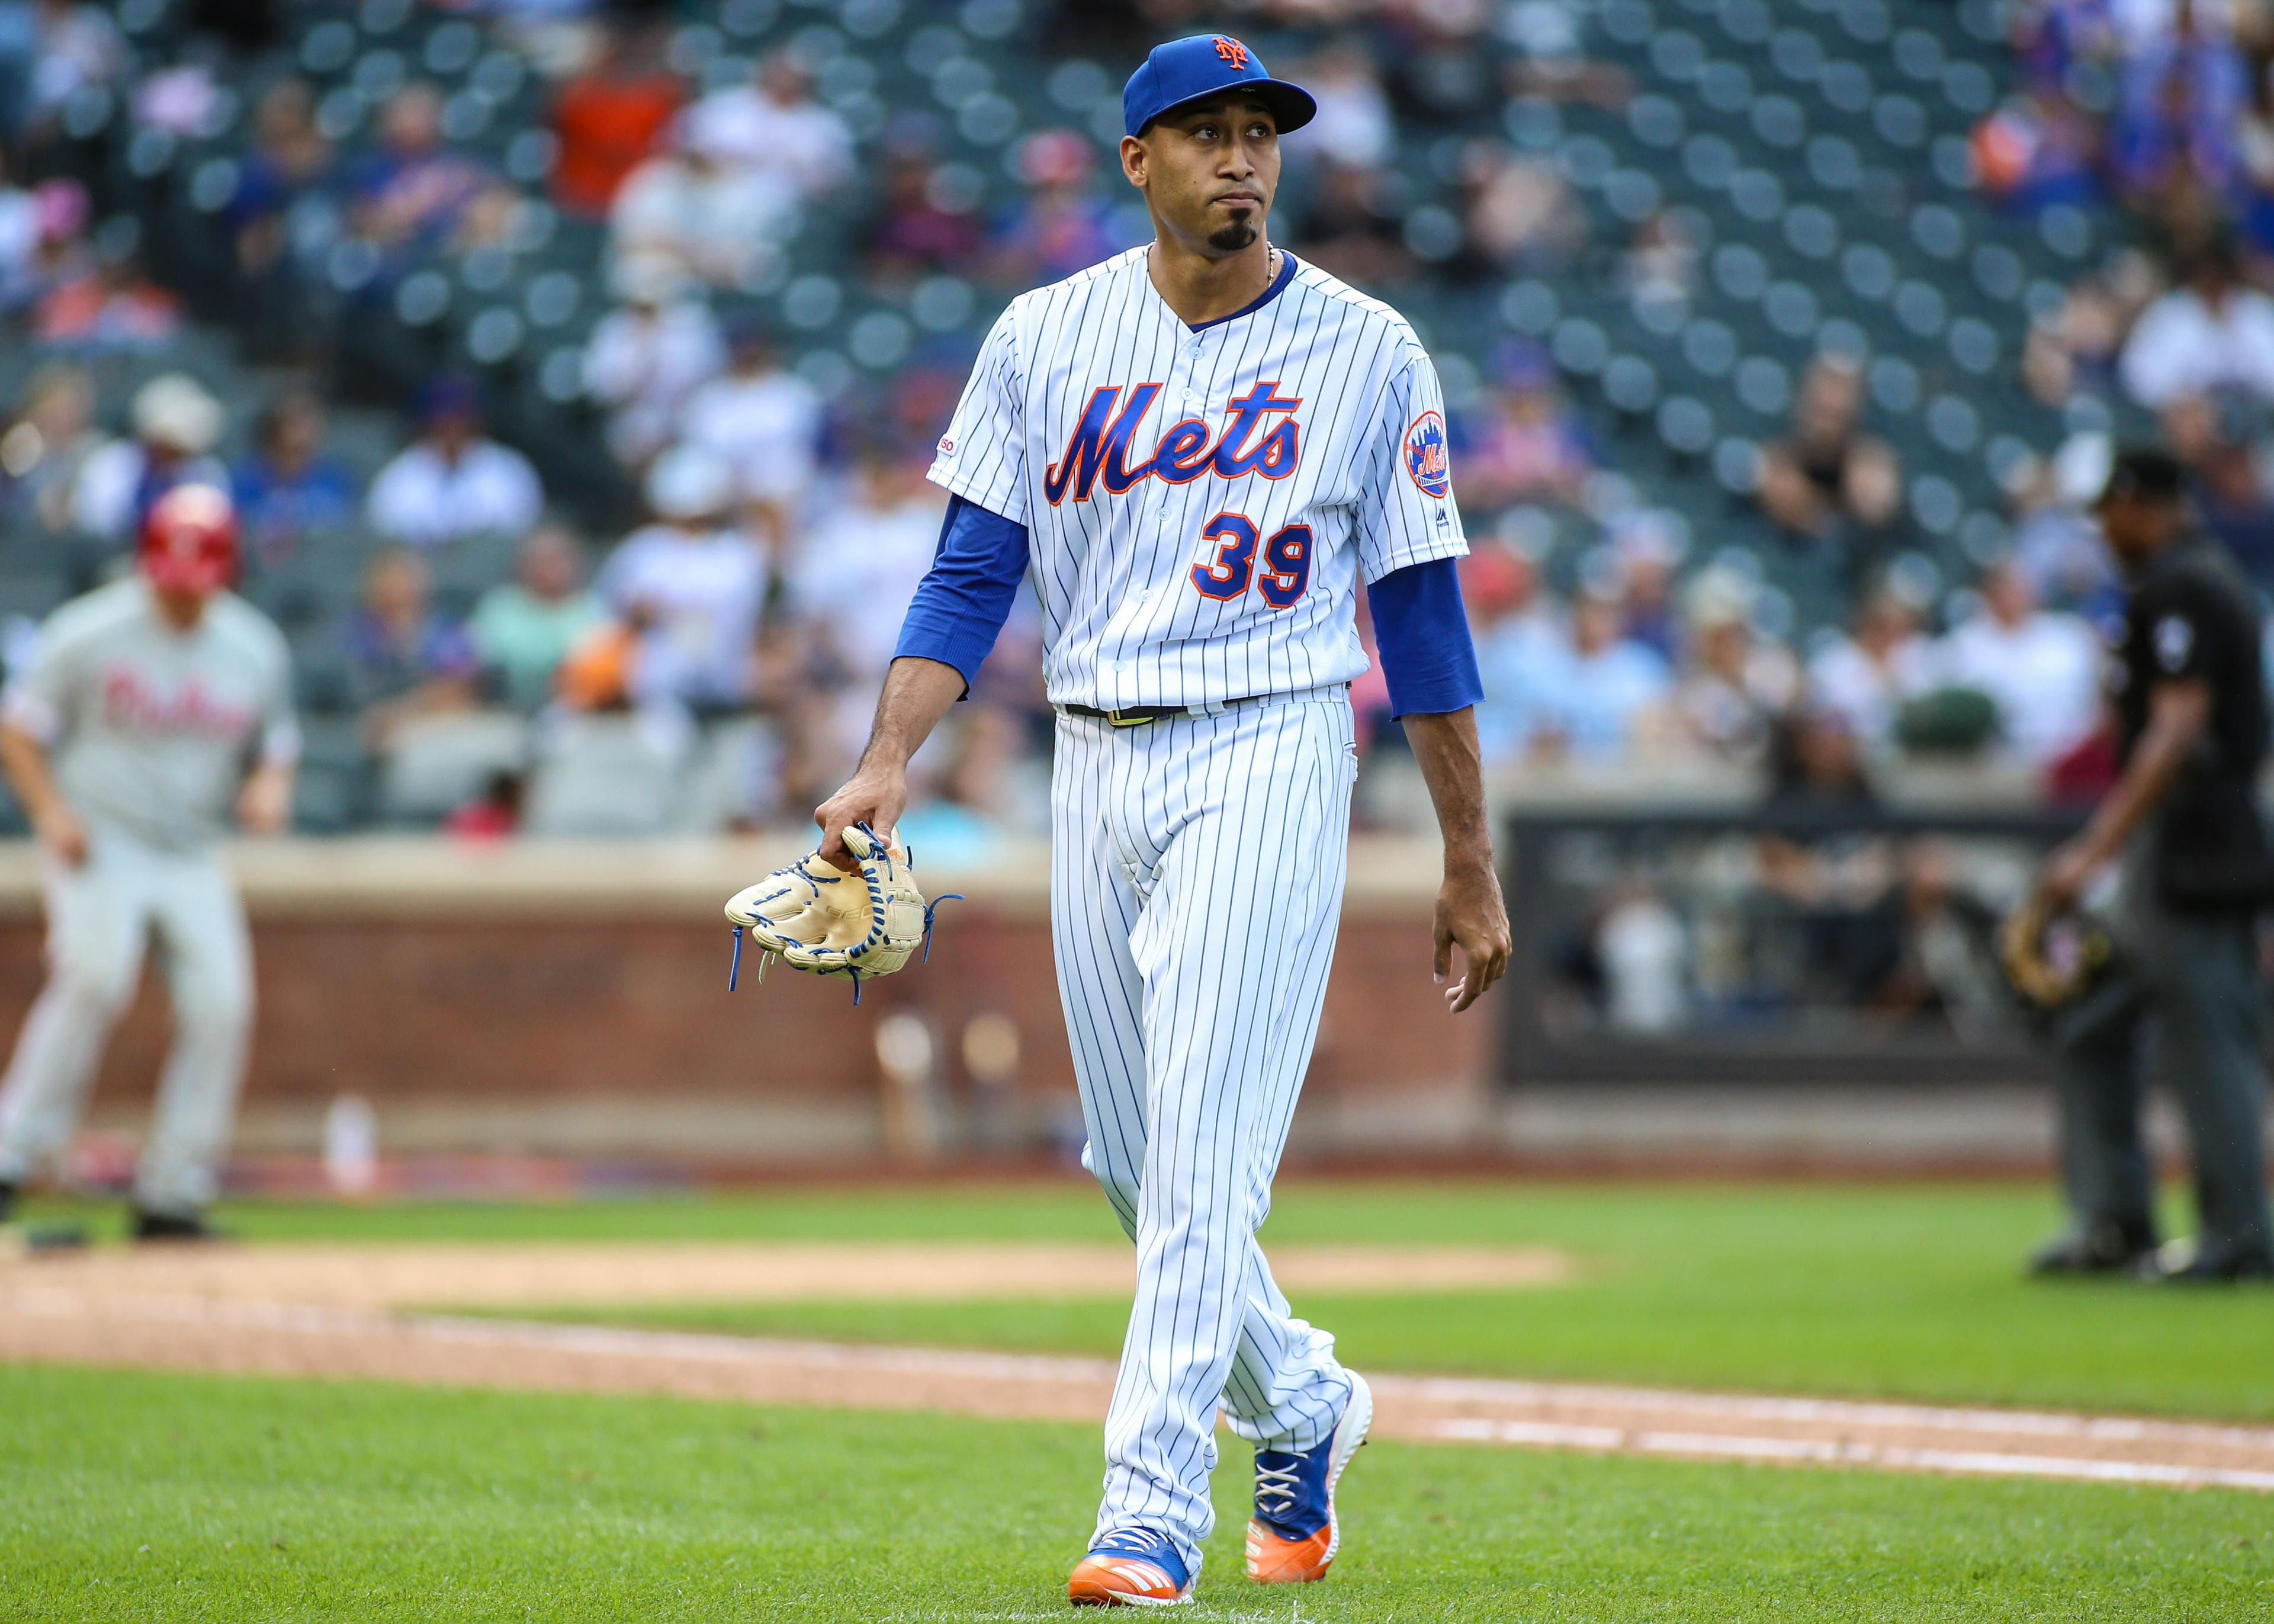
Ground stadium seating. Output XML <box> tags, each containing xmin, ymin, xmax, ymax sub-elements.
<box><xmin>377</xmin><ymin>709</ymin><xmax>529</xmax><ymax>826</ymax></box>
<box><xmin>4</xmin><ymin>0</ymin><xmax>2169</xmax><ymax>831</ymax></box>
<box><xmin>521</xmin><ymin>712</ymin><xmax>689</xmax><ymax>837</ymax></box>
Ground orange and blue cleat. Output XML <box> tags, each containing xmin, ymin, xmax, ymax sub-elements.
<box><xmin>1245</xmin><ymin>1370</ymin><xmax>1373</xmax><ymax>1584</ymax></box>
<box><xmin>1067</xmin><ymin>1526</ymin><xmax>1193</xmax><ymax>1607</ymax></box>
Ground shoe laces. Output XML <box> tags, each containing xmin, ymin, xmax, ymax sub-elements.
<box><xmin>1092</xmin><ymin>1527</ymin><xmax>1165</xmax><ymax>1560</ymax></box>
<box><xmin>1254</xmin><ymin>1458</ymin><xmax>1303</xmax><ymax>1523</ymax></box>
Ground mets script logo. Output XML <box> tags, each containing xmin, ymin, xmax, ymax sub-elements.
<box><xmin>1044</xmin><ymin>381</ymin><xmax>1301</xmax><ymax>505</ymax></box>
<box><xmin>1404</xmin><ymin>410</ymin><xmax>1451</xmax><ymax>499</ymax></box>
<box><xmin>1215</xmin><ymin>36</ymin><xmax>1250</xmax><ymax>69</ymax></box>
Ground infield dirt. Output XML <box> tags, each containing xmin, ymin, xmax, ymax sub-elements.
<box><xmin>4</xmin><ymin>1237</ymin><xmax>2273</xmax><ymax>1494</ymax></box>
<box><xmin>0</xmin><ymin>1237</ymin><xmax>1570</xmax><ymax>1307</ymax></box>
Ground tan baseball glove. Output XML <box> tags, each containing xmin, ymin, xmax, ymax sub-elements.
<box><xmin>1996</xmin><ymin>896</ymin><xmax>2115</xmax><ymax>1010</ymax></box>
<box><xmin>724</xmin><ymin>824</ymin><xmax>957</xmax><ymax>1001</ymax></box>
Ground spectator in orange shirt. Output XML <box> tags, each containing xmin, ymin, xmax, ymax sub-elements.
<box><xmin>34</xmin><ymin>247</ymin><xmax>181</xmax><ymax>352</ymax></box>
<box><xmin>549</xmin><ymin>18</ymin><xmax>682</xmax><ymax>218</ymax></box>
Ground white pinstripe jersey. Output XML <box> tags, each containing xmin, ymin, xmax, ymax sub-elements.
<box><xmin>926</xmin><ymin>247</ymin><xmax>1468</xmax><ymax>710</ymax></box>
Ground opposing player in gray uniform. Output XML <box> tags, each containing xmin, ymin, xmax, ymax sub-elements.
<box><xmin>0</xmin><ymin>485</ymin><xmax>296</xmax><ymax>1241</ymax></box>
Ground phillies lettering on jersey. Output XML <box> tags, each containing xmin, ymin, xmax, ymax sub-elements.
<box><xmin>928</xmin><ymin>247</ymin><xmax>1467</xmax><ymax>710</ymax></box>
<box><xmin>101</xmin><ymin>669</ymin><xmax>257</xmax><ymax>738</ymax></box>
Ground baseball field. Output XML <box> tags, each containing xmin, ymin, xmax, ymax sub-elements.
<box><xmin>4</xmin><ymin>1177</ymin><xmax>2271</xmax><ymax>1620</ymax></box>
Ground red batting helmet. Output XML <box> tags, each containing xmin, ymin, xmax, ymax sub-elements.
<box><xmin>139</xmin><ymin>483</ymin><xmax>239</xmax><ymax>594</ymax></box>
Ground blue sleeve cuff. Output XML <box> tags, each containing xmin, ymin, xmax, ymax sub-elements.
<box><xmin>892</xmin><ymin>494</ymin><xmax>1030</xmax><ymax>693</ymax></box>
<box><xmin>1370</xmin><ymin>557</ymin><xmax>1483</xmax><ymax>718</ymax></box>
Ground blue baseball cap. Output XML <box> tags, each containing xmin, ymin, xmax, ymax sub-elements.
<box><xmin>1122</xmin><ymin>34</ymin><xmax>1316</xmax><ymax>140</ymax></box>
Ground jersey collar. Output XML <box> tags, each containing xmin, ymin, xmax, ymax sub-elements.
<box><xmin>1164</xmin><ymin>249</ymin><xmax>1300</xmax><ymax>334</ymax></box>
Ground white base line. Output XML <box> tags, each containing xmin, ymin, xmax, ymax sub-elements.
<box><xmin>1379</xmin><ymin>1372</ymin><xmax>2274</xmax><ymax>1451</ymax></box>
<box><xmin>1427</xmin><ymin>1419</ymin><xmax>2274</xmax><ymax>1491</ymax></box>
<box><xmin>9</xmin><ymin>1290</ymin><xmax>2274</xmax><ymax>1492</ymax></box>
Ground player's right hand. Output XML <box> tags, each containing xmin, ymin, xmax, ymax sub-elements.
<box><xmin>237</xmin><ymin>764</ymin><xmax>293</xmax><ymax>837</ymax></box>
<box><xmin>1434</xmin><ymin>857</ymin><xmax>1511</xmax><ymax>1014</ymax></box>
<box><xmin>34</xmin><ymin>807</ymin><xmax>88</xmax><ymax>867</ymax></box>
<box><xmin>812</xmin><ymin>768</ymin><xmax>907</xmax><ymax>872</ymax></box>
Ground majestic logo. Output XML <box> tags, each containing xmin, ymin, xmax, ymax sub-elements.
<box><xmin>1403</xmin><ymin>410</ymin><xmax>1451</xmax><ymax>499</ymax></box>
<box><xmin>1214</xmin><ymin>36</ymin><xmax>1250</xmax><ymax>69</ymax></box>
<box><xmin>1044</xmin><ymin>381</ymin><xmax>1301</xmax><ymax>505</ymax></box>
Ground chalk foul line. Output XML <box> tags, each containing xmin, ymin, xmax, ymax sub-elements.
<box><xmin>4</xmin><ymin>1287</ymin><xmax>2270</xmax><ymax>1494</ymax></box>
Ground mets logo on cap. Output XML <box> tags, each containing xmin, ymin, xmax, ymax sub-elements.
<box><xmin>1403</xmin><ymin>410</ymin><xmax>1451</xmax><ymax>499</ymax></box>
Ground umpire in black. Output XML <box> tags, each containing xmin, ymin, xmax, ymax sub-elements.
<box><xmin>2029</xmin><ymin>446</ymin><xmax>2274</xmax><ymax>1282</ymax></box>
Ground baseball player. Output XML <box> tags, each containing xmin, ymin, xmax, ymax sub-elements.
<box><xmin>0</xmin><ymin>485</ymin><xmax>296</xmax><ymax>1242</ymax></box>
<box><xmin>810</xmin><ymin>36</ymin><xmax>1510</xmax><ymax>1606</ymax></box>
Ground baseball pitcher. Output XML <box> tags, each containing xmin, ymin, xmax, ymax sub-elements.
<box><xmin>801</xmin><ymin>34</ymin><xmax>1511</xmax><ymax>1606</ymax></box>
<box><xmin>0</xmin><ymin>485</ymin><xmax>296</xmax><ymax>1242</ymax></box>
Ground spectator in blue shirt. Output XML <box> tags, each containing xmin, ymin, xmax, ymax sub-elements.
<box><xmin>229</xmin><ymin>78</ymin><xmax>337</xmax><ymax>276</ymax></box>
<box><xmin>232</xmin><ymin>390</ymin><xmax>358</xmax><ymax>568</ymax></box>
<box><xmin>349</xmin><ymin>83</ymin><xmax>513</xmax><ymax>269</ymax></box>
<box><xmin>343</xmin><ymin>547</ymin><xmax>478</xmax><ymax>751</ymax></box>
<box><xmin>988</xmin><ymin>128</ymin><xmax>1132</xmax><ymax>288</ymax></box>
<box><xmin>1552</xmin><ymin>586</ymin><xmax>1674</xmax><ymax>760</ymax></box>
<box><xmin>1467</xmin><ymin>544</ymin><xmax>1573</xmax><ymax>766</ymax></box>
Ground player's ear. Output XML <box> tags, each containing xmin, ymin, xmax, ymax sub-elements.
<box><xmin>1119</xmin><ymin>133</ymin><xmax>1148</xmax><ymax>191</ymax></box>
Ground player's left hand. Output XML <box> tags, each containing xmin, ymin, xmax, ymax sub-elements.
<box><xmin>1434</xmin><ymin>857</ymin><xmax>1510</xmax><ymax>1013</ymax></box>
<box><xmin>237</xmin><ymin>765</ymin><xmax>293</xmax><ymax>837</ymax></box>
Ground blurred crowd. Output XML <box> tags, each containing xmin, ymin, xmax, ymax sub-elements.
<box><xmin>1447</xmin><ymin>475</ymin><xmax>2107</xmax><ymax>791</ymax></box>
<box><xmin>0</xmin><ymin>349</ymin><xmax>1043</xmax><ymax>837</ymax></box>
<box><xmin>1</xmin><ymin>0</ymin><xmax>2273</xmax><ymax>844</ymax></box>
<box><xmin>1985</xmin><ymin>1</ymin><xmax>2274</xmax><ymax>589</ymax></box>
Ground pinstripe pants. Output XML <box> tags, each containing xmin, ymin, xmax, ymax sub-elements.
<box><xmin>1052</xmin><ymin>694</ymin><xmax>1358</xmax><ymax>1572</ymax></box>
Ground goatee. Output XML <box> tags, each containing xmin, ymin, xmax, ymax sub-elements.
<box><xmin>1208</xmin><ymin>219</ymin><xmax>1260</xmax><ymax>253</ymax></box>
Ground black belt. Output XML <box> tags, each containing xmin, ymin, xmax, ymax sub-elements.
<box><xmin>1059</xmin><ymin>701</ymin><xmax>1235</xmax><ymax>728</ymax></box>
<box><xmin>1059</xmin><ymin>689</ymin><xmax>1338</xmax><ymax>728</ymax></box>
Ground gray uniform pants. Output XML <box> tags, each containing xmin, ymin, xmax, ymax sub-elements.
<box><xmin>2049</xmin><ymin>876</ymin><xmax>2273</xmax><ymax>1261</ymax></box>
<box><xmin>0</xmin><ymin>834</ymin><xmax>253</xmax><ymax>1215</ymax></box>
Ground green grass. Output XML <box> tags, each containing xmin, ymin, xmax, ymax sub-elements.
<box><xmin>519</xmin><ymin>1182</ymin><xmax>2274</xmax><ymax>1421</ymax></box>
<box><xmin>33</xmin><ymin>1181</ymin><xmax>2251</xmax><ymax>1422</ymax></box>
<box><xmin>15</xmin><ymin>1184</ymin><xmax>1133</xmax><ymax>1246</ymax></box>
<box><xmin>2</xmin><ymin>1362</ymin><xmax>2269</xmax><ymax>1622</ymax></box>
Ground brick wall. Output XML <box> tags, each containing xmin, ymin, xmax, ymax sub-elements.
<box><xmin>0</xmin><ymin>838</ymin><xmax>1486</xmax><ymax>1166</ymax></box>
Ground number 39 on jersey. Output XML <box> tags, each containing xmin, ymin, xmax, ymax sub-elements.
<box><xmin>925</xmin><ymin>246</ymin><xmax>1470</xmax><ymax>710</ymax></box>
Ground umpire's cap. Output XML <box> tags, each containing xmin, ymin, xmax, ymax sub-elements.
<box><xmin>1123</xmin><ymin>35</ymin><xmax>1316</xmax><ymax>139</ymax></box>
<box><xmin>2095</xmin><ymin>444</ymin><xmax>2186</xmax><ymax>508</ymax></box>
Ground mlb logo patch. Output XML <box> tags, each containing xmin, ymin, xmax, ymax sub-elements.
<box><xmin>1403</xmin><ymin>410</ymin><xmax>1451</xmax><ymax>499</ymax></box>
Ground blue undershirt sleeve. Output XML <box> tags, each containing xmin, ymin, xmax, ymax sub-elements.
<box><xmin>1369</xmin><ymin>557</ymin><xmax>1484</xmax><ymax>718</ymax></box>
<box><xmin>892</xmin><ymin>494</ymin><xmax>1030</xmax><ymax>694</ymax></box>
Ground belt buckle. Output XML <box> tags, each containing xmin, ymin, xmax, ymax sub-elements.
<box><xmin>1105</xmin><ymin>709</ymin><xmax>1156</xmax><ymax>728</ymax></box>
